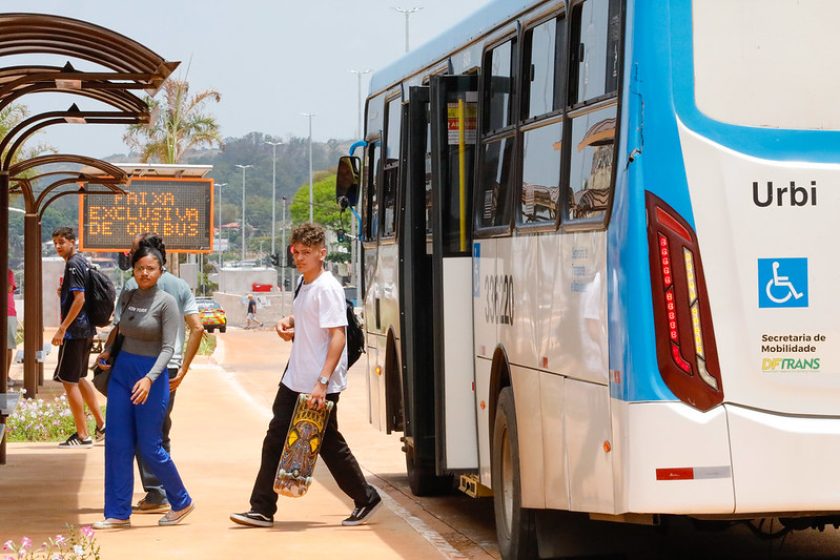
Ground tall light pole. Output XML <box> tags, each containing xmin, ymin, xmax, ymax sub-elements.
<box><xmin>392</xmin><ymin>7</ymin><xmax>422</xmax><ymax>52</ymax></box>
<box><xmin>264</xmin><ymin>140</ymin><xmax>283</xmax><ymax>257</ymax></box>
<box><xmin>281</xmin><ymin>196</ymin><xmax>288</xmax><ymax>311</ymax></box>
<box><xmin>235</xmin><ymin>164</ymin><xmax>253</xmax><ymax>263</ymax></box>
<box><xmin>302</xmin><ymin>112</ymin><xmax>316</xmax><ymax>223</ymax></box>
<box><xmin>215</xmin><ymin>182</ymin><xmax>227</xmax><ymax>266</ymax></box>
<box><xmin>215</xmin><ymin>182</ymin><xmax>227</xmax><ymax>293</ymax></box>
<box><xmin>349</xmin><ymin>69</ymin><xmax>371</xmax><ymax>139</ymax></box>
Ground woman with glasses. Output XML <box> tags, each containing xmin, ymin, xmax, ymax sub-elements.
<box><xmin>92</xmin><ymin>246</ymin><xmax>194</xmax><ymax>529</ymax></box>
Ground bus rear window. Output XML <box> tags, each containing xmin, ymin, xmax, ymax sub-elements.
<box><xmin>693</xmin><ymin>1</ymin><xmax>840</xmax><ymax>130</ymax></box>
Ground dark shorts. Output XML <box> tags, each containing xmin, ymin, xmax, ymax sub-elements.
<box><xmin>53</xmin><ymin>338</ymin><xmax>93</xmax><ymax>384</ymax></box>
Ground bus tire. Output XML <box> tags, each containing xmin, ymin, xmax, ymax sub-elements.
<box><xmin>492</xmin><ymin>387</ymin><xmax>537</xmax><ymax>560</ymax></box>
<box><xmin>405</xmin><ymin>443</ymin><xmax>452</xmax><ymax>497</ymax></box>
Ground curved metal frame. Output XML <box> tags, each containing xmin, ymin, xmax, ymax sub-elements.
<box><xmin>0</xmin><ymin>14</ymin><xmax>178</xmax><ymax>87</ymax></box>
<box><xmin>0</xmin><ymin>68</ymin><xmax>150</xmax><ymax>113</ymax></box>
<box><xmin>1</xmin><ymin>110</ymin><xmax>146</xmax><ymax>170</ymax></box>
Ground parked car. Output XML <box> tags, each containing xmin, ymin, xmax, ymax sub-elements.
<box><xmin>196</xmin><ymin>297</ymin><xmax>226</xmax><ymax>333</ymax></box>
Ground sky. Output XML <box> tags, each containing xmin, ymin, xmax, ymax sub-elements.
<box><xmin>3</xmin><ymin>0</ymin><xmax>490</xmax><ymax>158</ymax></box>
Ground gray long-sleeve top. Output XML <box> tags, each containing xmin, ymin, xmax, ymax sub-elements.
<box><xmin>114</xmin><ymin>286</ymin><xmax>179</xmax><ymax>382</ymax></box>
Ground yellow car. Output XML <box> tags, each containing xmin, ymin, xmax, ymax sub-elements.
<box><xmin>196</xmin><ymin>298</ymin><xmax>226</xmax><ymax>333</ymax></box>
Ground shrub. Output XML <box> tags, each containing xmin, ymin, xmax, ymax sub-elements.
<box><xmin>3</xmin><ymin>524</ymin><xmax>100</xmax><ymax>559</ymax></box>
<box><xmin>6</xmin><ymin>394</ymin><xmax>101</xmax><ymax>443</ymax></box>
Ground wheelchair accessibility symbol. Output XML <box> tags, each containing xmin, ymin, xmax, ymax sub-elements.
<box><xmin>758</xmin><ymin>258</ymin><xmax>808</xmax><ymax>308</ymax></box>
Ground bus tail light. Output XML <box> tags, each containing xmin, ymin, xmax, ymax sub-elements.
<box><xmin>646</xmin><ymin>192</ymin><xmax>723</xmax><ymax>411</ymax></box>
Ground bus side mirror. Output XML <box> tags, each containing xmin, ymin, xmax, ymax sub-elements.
<box><xmin>336</xmin><ymin>156</ymin><xmax>361</xmax><ymax>210</ymax></box>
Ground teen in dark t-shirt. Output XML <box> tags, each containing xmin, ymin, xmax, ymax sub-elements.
<box><xmin>51</xmin><ymin>227</ymin><xmax>104</xmax><ymax>448</ymax></box>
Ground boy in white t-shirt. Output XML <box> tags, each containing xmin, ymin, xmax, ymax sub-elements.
<box><xmin>231</xmin><ymin>223</ymin><xmax>381</xmax><ymax>528</ymax></box>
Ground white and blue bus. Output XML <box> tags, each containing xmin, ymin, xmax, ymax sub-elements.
<box><xmin>336</xmin><ymin>1</ymin><xmax>840</xmax><ymax>557</ymax></box>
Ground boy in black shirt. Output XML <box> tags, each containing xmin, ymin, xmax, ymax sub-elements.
<box><xmin>52</xmin><ymin>227</ymin><xmax>105</xmax><ymax>447</ymax></box>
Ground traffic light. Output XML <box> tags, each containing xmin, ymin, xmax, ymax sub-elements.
<box><xmin>269</xmin><ymin>252</ymin><xmax>280</xmax><ymax>267</ymax></box>
<box><xmin>337</xmin><ymin>229</ymin><xmax>346</xmax><ymax>242</ymax></box>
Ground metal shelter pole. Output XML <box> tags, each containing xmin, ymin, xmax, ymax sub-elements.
<box><xmin>0</xmin><ymin>172</ymin><xmax>8</xmax><ymax>465</ymax></box>
<box><xmin>22</xmin><ymin>212</ymin><xmax>39</xmax><ymax>399</ymax></box>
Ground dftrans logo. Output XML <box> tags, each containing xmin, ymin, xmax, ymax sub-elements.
<box><xmin>758</xmin><ymin>258</ymin><xmax>808</xmax><ymax>308</ymax></box>
<box><xmin>761</xmin><ymin>357</ymin><xmax>821</xmax><ymax>372</ymax></box>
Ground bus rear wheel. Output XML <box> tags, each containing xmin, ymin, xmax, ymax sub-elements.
<box><xmin>492</xmin><ymin>387</ymin><xmax>537</xmax><ymax>560</ymax></box>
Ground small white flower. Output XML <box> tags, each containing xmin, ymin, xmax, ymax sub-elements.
<box><xmin>73</xmin><ymin>545</ymin><xmax>84</xmax><ymax>555</ymax></box>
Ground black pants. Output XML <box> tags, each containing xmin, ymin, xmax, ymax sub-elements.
<box><xmin>250</xmin><ymin>383</ymin><xmax>374</xmax><ymax>517</ymax></box>
<box><xmin>136</xmin><ymin>368</ymin><xmax>178</xmax><ymax>503</ymax></box>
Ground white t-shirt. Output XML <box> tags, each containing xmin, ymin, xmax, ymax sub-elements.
<box><xmin>282</xmin><ymin>271</ymin><xmax>348</xmax><ymax>394</ymax></box>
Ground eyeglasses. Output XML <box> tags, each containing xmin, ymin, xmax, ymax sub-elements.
<box><xmin>133</xmin><ymin>265</ymin><xmax>161</xmax><ymax>274</ymax></box>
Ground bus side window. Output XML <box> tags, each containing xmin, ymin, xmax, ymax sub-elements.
<box><xmin>522</xmin><ymin>18</ymin><xmax>560</xmax><ymax>120</ymax></box>
<box><xmin>365</xmin><ymin>140</ymin><xmax>382</xmax><ymax>240</ymax></box>
<box><xmin>382</xmin><ymin>96</ymin><xmax>402</xmax><ymax>239</ymax></box>
<box><xmin>567</xmin><ymin>106</ymin><xmax>616</xmax><ymax>222</ymax></box>
<box><xmin>570</xmin><ymin>0</ymin><xmax>620</xmax><ymax>105</ymax></box>
<box><xmin>519</xmin><ymin>122</ymin><xmax>562</xmax><ymax>225</ymax></box>
<box><xmin>564</xmin><ymin>0</ymin><xmax>619</xmax><ymax>225</ymax></box>
<box><xmin>477</xmin><ymin>39</ymin><xmax>517</xmax><ymax>231</ymax></box>
<box><xmin>484</xmin><ymin>40</ymin><xmax>514</xmax><ymax>134</ymax></box>
<box><xmin>477</xmin><ymin>138</ymin><xmax>514</xmax><ymax>228</ymax></box>
<box><xmin>518</xmin><ymin>17</ymin><xmax>563</xmax><ymax>226</ymax></box>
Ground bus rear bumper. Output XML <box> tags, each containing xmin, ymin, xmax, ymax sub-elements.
<box><xmin>617</xmin><ymin>401</ymin><xmax>840</xmax><ymax>515</ymax></box>
<box><xmin>727</xmin><ymin>404</ymin><xmax>840</xmax><ymax>514</ymax></box>
<box><xmin>617</xmin><ymin>401</ymin><xmax>734</xmax><ymax>515</ymax></box>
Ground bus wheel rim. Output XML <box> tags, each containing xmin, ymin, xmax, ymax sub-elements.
<box><xmin>502</xmin><ymin>427</ymin><xmax>514</xmax><ymax>534</ymax></box>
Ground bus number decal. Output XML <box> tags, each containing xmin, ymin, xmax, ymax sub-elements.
<box><xmin>484</xmin><ymin>274</ymin><xmax>514</xmax><ymax>325</ymax></box>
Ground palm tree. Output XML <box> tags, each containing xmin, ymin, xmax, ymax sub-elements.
<box><xmin>0</xmin><ymin>103</ymin><xmax>55</xmax><ymax>166</ymax></box>
<box><xmin>123</xmin><ymin>79</ymin><xmax>222</xmax><ymax>163</ymax></box>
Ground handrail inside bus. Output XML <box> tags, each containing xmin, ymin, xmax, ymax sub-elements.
<box><xmin>349</xmin><ymin>140</ymin><xmax>367</xmax><ymax>157</ymax></box>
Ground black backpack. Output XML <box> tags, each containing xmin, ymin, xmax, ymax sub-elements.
<box><xmin>85</xmin><ymin>264</ymin><xmax>116</xmax><ymax>327</ymax></box>
<box><xmin>344</xmin><ymin>301</ymin><xmax>365</xmax><ymax>368</ymax></box>
<box><xmin>294</xmin><ymin>279</ymin><xmax>365</xmax><ymax>367</ymax></box>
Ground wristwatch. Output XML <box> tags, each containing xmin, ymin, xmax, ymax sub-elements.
<box><xmin>318</xmin><ymin>375</ymin><xmax>330</xmax><ymax>386</ymax></box>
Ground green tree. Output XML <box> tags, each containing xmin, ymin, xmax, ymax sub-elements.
<box><xmin>289</xmin><ymin>172</ymin><xmax>345</xmax><ymax>226</ymax></box>
<box><xmin>289</xmin><ymin>172</ymin><xmax>352</xmax><ymax>262</ymax></box>
<box><xmin>123</xmin><ymin>79</ymin><xmax>222</xmax><ymax>163</ymax></box>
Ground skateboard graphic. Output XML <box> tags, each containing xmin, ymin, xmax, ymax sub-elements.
<box><xmin>274</xmin><ymin>394</ymin><xmax>334</xmax><ymax>497</ymax></box>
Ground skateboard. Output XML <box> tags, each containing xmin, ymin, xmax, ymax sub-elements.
<box><xmin>274</xmin><ymin>394</ymin><xmax>334</xmax><ymax>497</ymax></box>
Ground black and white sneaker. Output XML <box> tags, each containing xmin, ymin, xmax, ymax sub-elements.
<box><xmin>58</xmin><ymin>432</ymin><xmax>93</xmax><ymax>448</ymax></box>
<box><xmin>342</xmin><ymin>491</ymin><xmax>383</xmax><ymax>526</ymax></box>
<box><xmin>230</xmin><ymin>511</ymin><xmax>273</xmax><ymax>527</ymax></box>
<box><xmin>94</xmin><ymin>425</ymin><xmax>106</xmax><ymax>443</ymax></box>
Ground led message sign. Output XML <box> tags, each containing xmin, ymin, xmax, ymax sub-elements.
<box><xmin>80</xmin><ymin>177</ymin><xmax>213</xmax><ymax>253</ymax></box>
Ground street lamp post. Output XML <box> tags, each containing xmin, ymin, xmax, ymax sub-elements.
<box><xmin>234</xmin><ymin>164</ymin><xmax>253</xmax><ymax>263</ymax></box>
<box><xmin>281</xmin><ymin>196</ymin><xmax>288</xmax><ymax>314</ymax></box>
<box><xmin>215</xmin><ymin>182</ymin><xmax>227</xmax><ymax>292</ymax></box>
<box><xmin>264</xmin><ymin>140</ymin><xmax>283</xmax><ymax>257</ymax></box>
<box><xmin>392</xmin><ymin>7</ymin><xmax>423</xmax><ymax>52</ymax></box>
<box><xmin>349</xmin><ymin>69</ymin><xmax>371</xmax><ymax>139</ymax></box>
<box><xmin>302</xmin><ymin>112</ymin><xmax>315</xmax><ymax>223</ymax></box>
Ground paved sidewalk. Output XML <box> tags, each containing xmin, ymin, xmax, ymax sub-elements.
<box><xmin>0</xmin><ymin>334</ymin><xmax>448</xmax><ymax>559</ymax></box>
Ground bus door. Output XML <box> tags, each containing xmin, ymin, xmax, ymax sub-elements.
<box><xmin>429</xmin><ymin>75</ymin><xmax>479</xmax><ymax>472</ymax></box>
<box><xmin>399</xmin><ymin>86</ymin><xmax>437</xmax><ymax>476</ymax></box>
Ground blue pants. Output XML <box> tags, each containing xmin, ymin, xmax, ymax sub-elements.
<box><xmin>104</xmin><ymin>351</ymin><xmax>191</xmax><ymax>519</ymax></box>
